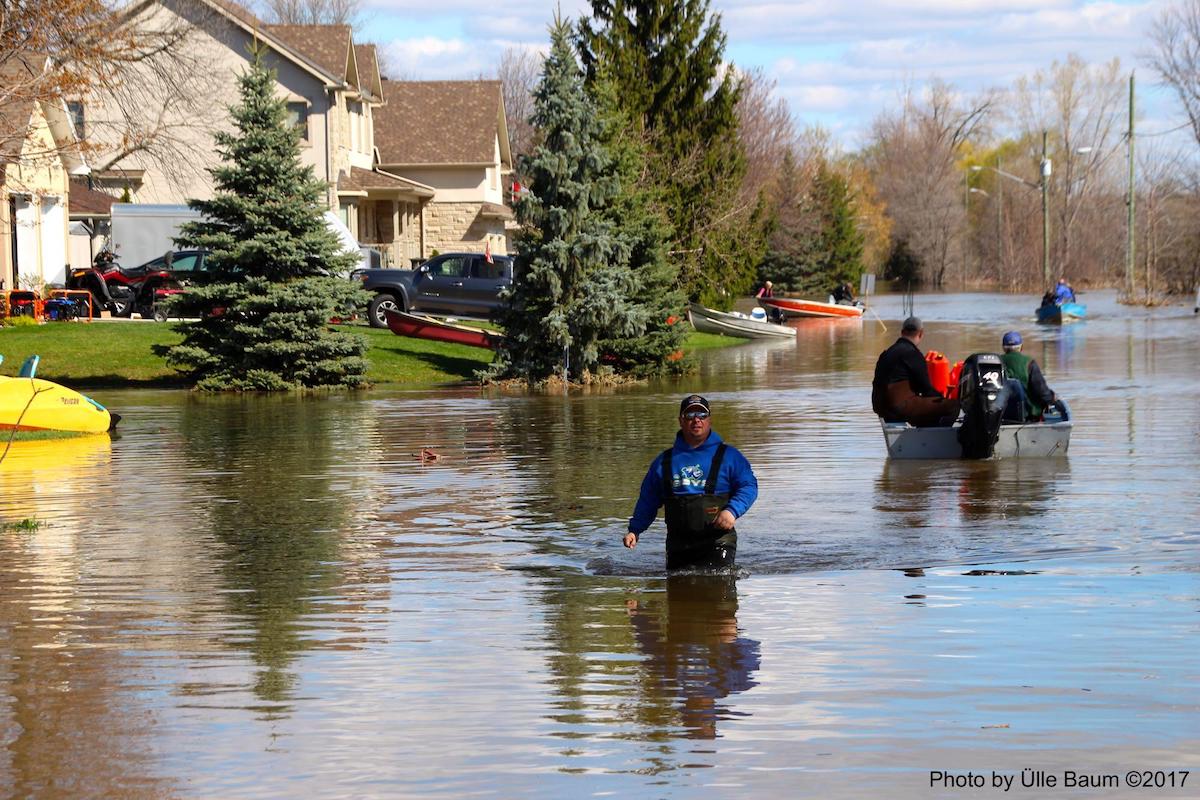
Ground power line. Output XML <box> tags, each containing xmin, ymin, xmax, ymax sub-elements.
<box><xmin>1135</xmin><ymin>121</ymin><xmax>1192</xmax><ymax>138</ymax></box>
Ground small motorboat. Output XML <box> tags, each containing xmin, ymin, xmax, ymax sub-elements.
<box><xmin>880</xmin><ymin>353</ymin><xmax>1071</xmax><ymax>459</ymax></box>
<box><xmin>759</xmin><ymin>296</ymin><xmax>864</xmax><ymax>319</ymax></box>
<box><xmin>383</xmin><ymin>308</ymin><xmax>501</xmax><ymax>349</ymax></box>
<box><xmin>687</xmin><ymin>303</ymin><xmax>796</xmax><ymax>339</ymax></box>
<box><xmin>1036</xmin><ymin>301</ymin><xmax>1086</xmax><ymax>324</ymax></box>
<box><xmin>881</xmin><ymin>404</ymin><xmax>1072</xmax><ymax>459</ymax></box>
<box><xmin>0</xmin><ymin>366</ymin><xmax>118</xmax><ymax>434</ymax></box>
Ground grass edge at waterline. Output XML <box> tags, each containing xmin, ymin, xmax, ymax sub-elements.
<box><xmin>0</xmin><ymin>322</ymin><xmax>739</xmax><ymax>387</ymax></box>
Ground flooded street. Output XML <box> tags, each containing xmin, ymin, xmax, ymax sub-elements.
<box><xmin>1</xmin><ymin>290</ymin><xmax>1197</xmax><ymax>798</ymax></box>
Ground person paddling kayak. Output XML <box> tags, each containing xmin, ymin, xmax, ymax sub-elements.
<box><xmin>623</xmin><ymin>395</ymin><xmax>758</xmax><ymax>571</ymax></box>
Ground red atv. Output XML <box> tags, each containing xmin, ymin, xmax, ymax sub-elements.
<box><xmin>68</xmin><ymin>250</ymin><xmax>189</xmax><ymax>320</ymax></box>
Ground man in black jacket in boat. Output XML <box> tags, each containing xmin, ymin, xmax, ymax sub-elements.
<box><xmin>871</xmin><ymin>317</ymin><xmax>958</xmax><ymax>427</ymax></box>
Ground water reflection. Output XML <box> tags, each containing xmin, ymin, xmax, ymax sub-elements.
<box><xmin>626</xmin><ymin>575</ymin><xmax>759</xmax><ymax>740</ymax></box>
<box><xmin>0</xmin><ymin>434</ymin><xmax>112</xmax><ymax>518</ymax></box>
<box><xmin>174</xmin><ymin>395</ymin><xmax>381</xmax><ymax>713</ymax></box>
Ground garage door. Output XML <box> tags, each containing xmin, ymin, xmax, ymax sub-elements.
<box><xmin>40</xmin><ymin>196</ymin><xmax>66</xmax><ymax>286</ymax></box>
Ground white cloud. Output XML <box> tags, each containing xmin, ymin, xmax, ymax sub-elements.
<box><xmin>380</xmin><ymin>37</ymin><xmax>493</xmax><ymax>79</ymax></box>
<box><xmin>367</xmin><ymin>0</ymin><xmax>1177</xmax><ymax>149</ymax></box>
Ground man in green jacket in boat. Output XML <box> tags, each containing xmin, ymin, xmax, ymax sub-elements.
<box><xmin>624</xmin><ymin>395</ymin><xmax>758</xmax><ymax>572</ymax></box>
<box><xmin>1000</xmin><ymin>331</ymin><xmax>1057</xmax><ymax>422</ymax></box>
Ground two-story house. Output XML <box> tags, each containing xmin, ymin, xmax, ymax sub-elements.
<box><xmin>374</xmin><ymin>80</ymin><xmax>513</xmax><ymax>261</ymax></box>
<box><xmin>80</xmin><ymin>0</ymin><xmax>432</xmax><ymax>257</ymax></box>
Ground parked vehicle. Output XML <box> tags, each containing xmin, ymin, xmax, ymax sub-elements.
<box><xmin>67</xmin><ymin>249</ymin><xmax>198</xmax><ymax>319</ymax></box>
<box><xmin>111</xmin><ymin>203</ymin><xmax>373</xmax><ymax>277</ymax></box>
<box><xmin>352</xmin><ymin>252</ymin><xmax>514</xmax><ymax>328</ymax></box>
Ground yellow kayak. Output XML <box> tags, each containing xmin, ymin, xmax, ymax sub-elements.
<box><xmin>0</xmin><ymin>376</ymin><xmax>117</xmax><ymax>434</ymax></box>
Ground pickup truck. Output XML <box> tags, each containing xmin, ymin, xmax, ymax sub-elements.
<box><xmin>352</xmin><ymin>252</ymin><xmax>514</xmax><ymax>328</ymax></box>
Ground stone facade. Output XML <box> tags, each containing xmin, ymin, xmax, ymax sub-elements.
<box><xmin>424</xmin><ymin>201</ymin><xmax>507</xmax><ymax>256</ymax></box>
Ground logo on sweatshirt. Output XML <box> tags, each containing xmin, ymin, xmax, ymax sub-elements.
<box><xmin>674</xmin><ymin>465</ymin><xmax>705</xmax><ymax>489</ymax></box>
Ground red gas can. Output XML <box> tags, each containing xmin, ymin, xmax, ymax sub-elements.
<box><xmin>946</xmin><ymin>360</ymin><xmax>964</xmax><ymax>399</ymax></box>
<box><xmin>926</xmin><ymin>350</ymin><xmax>950</xmax><ymax>396</ymax></box>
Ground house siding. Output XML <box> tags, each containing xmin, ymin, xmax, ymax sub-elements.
<box><xmin>1</xmin><ymin>102</ymin><xmax>70</xmax><ymax>289</ymax></box>
<box><xmin>84</xmin><ymin>0</ymin><xmax>338</xmax><ymax>208</ymax></box>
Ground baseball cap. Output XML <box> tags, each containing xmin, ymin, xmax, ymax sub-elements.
<box><xmin>901</xmin><ymin>316</ymin><xmax>923</xmax><ymax>333</ymax></box>
<box><xmin>1002</xmin><ymin>330</ymin><xmax>1023</xmax><ymax>347</ymax></box>
<box><xmin>679</xmin><ymin>394</ymin><xmax>710</xmax><ymax>415</ymax></box>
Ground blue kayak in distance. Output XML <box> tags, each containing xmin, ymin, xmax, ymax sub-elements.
<box><xmin>1036</xmin><ymin>301</ymin><xmax>1086</xmax><ymax>324</ymax></box>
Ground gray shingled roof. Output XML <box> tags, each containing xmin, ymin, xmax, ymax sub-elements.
<box><xmin>375</xmin><ymin>80</ymin><xmax>503</xmax><ymax>166</ymax></box>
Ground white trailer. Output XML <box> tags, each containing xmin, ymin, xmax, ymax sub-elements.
<box><xmin>109</xmin><ymin>204</ymin><xmax>202</xmax><ymax>269</ymax></box>
<box><xmin>110</xmin><ymin>203</ymin><xmax>371</xmax><ymax>273</ymax></box>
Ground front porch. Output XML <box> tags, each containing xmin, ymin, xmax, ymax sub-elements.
<box><xmin>336</xmin><ymin>167</ymin><xmax>434</xmax><ymax>268</ymax></box>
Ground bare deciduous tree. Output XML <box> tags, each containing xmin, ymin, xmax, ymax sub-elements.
<box><xmin>256</xmin><ymin>0</ymin><xmax>365</xmax><ymax>27</ymax></box>
<box><xmin>1147</xmin><ymin>0</ymin><xmax>1200</xmax><ymax>149</ymax></box>
<box><xmin>866</xmin><ymin>81</ymin><xmax>993</xmax><ymax>287</ymax></box>
<box><xmin>1014</xmin><ymin>54</ymin><xmax>1126</xmax><ymax>285</ymax></box>
<box><xmin>735</xmin><ymin>67</ymin><xmax>795</xmax><ymax>205</ymax></box>
<box><xmin>498</xmin><ymin>46</ymin><xmax>542</xmax><ymax>172</ymax></box>
<box><xmin>2</xmin><ymin>0</ymin><xmax>225</xmax><ymax>196</ymax></box>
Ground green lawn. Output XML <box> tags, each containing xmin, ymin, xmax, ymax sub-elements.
<box><xmin>1</xmin><ymin>320</ymin><xmax>737</xmax><ymax>387</ymax></box>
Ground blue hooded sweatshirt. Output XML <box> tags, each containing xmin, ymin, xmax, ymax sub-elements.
<box><xmin>628</xmin><ymin>430</ymin><xmax>758</xmax><ymax>536</ymax></box>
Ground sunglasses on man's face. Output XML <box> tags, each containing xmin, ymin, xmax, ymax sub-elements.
<box><xmin>683</xmin><ymin>411</ymin><xmax>710</xmax><ymax>420</ymax></box>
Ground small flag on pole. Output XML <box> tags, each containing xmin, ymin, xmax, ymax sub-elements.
<box><xmin>485</xmin><ymin>237</ymin><xmax>494</xmax><ymax>264</ymax></box>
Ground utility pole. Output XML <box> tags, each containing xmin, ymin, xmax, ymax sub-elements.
<box><xmin>1041</xmin><ymin>130</ymin><xmax>1051</xmax><ymax>286</ymax></box>
<box><xmin>996</xmin><ymin>156</ymin><xmax>1003</xmax><ymax>273</ymax></box>
<box><xmin>1126</xmin><ymin>71</ymin><xmax>1136</xmax><ymax>298</ymax></box>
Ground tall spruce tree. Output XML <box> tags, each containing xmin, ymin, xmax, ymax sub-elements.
<box><xmin>812</xmin><ymin>163</ymin><xmax>865</xmax><ymax>292</ymax></box>
<box><xmin>758</xmin><ymin>160</ymin><xmax>864</xmax><ymax>295</ymax></box>
<box><xmin>589</xmin><ymin>73</ymin><xmax>691</xmax><ymax>376</ymax></box>
<box><xmin>163</xmin><ymin>48</ymin><xmax>368</xmax><ymax>391</ymax></box>
<box><xmin>578</xmin><ymin>0</ymin><xmax>768</xmax><ymax>308</ymax></box>
<box><xmin>487</xmin><ymin>16</ymin><xmax>641</xmax><ymax>384</ymax></box>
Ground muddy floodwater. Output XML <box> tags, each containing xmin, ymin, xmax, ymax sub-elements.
<box><xmin>1</xmin><ymin>290</ymin><xmax>1197</xmax><ymax>798</ymax></box>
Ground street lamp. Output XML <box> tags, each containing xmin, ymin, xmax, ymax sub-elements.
<box><xmin>970</xmin><ymin>132</ymin><xmax>1056</xmax><ymax>286</ymax></box>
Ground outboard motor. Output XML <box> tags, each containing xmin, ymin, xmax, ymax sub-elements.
<box><xmin>956</xmin><ymin>353</ymin><xmax>1009</xmax><ymax>459</ymax></box>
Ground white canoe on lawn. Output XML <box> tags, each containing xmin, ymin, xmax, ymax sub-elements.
<box><xmin>881</xmin><ymin>401</ymin><xmax>1073</xmax><ymax>459</ymax></box>
<box><xmin>688</xmin><ymin>303</ymin><xmax>796</xmax><ymax>339</ymax></box>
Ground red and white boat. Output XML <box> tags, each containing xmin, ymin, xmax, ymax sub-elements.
<box><xmin>383</xmin><ymin>308</ymin><xmax>501</xmax><ymax>349</ymax></box>
<box><xmin>759</xmin><ymin>297</ymin><xmax>865</xmax><ymax>319</ymax></box>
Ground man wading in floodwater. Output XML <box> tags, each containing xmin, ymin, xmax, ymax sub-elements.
<box><xmin>623</xmin><ymin>395</ymin><xmax>758</xmax><ymax>571</ymax></box>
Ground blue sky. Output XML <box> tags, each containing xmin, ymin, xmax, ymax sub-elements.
<box><xmin>360</xmin><ymin>0</ymin><xmax>1183</xmax><ymax>150</ymax></box>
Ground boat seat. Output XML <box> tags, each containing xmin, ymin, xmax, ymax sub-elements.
<box><xmin>18</xmin><ymin>354</ymin><xmax>39</xmax><ymax>378</ymax></box>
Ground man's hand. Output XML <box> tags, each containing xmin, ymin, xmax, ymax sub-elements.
<box><xmin>714</xmin><ymin>509</ymin><xmax>736</xmax><ymax>530</ymax></box>
<box><xmin>623</xmin><ymin>532</ymin><xmax>638</xmax><ymax>549</ymax></box>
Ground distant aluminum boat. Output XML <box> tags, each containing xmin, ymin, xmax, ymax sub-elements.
<box><xmin>383</xmin><ymin>309</ymin><xmax>500</xmax><ymax>349</ymax></box>
<box><xmin>881</xmin><ymin>401</ymin><xmax>1072</xmax><ymax>459</ymax></box>
<box><xmin>1036</xmin><ymin>301</ymin><xmax>1087</xmax><ymax>324</ymax></box>
<box><xmin>687</xmin><ymin>303</ymin><xmax>796</xmax><ymax>339</ymax></box>
<box><xmin>759</xmin><ymin>296</ymin><xmax>865</xmax><ymax>319</ymax></box>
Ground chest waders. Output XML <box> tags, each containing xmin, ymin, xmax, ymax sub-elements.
<box><xmin>661</xmin><ymin>444</ymin><xmax>736</xmax><ymax>571</ymax></box>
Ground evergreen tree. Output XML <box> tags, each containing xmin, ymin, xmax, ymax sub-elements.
<box><xmin>163</xmin><ymin>49</ymin><xmax>368</xmax><ymax>391</ymax></box>
<box><xmin>809</xmin><ymin>163</ymin><xmax>865</xmax><ymax>293</ymax></box>
<box><xmin>487</xmin><ymin>16</ymin><xmax>641</xmax><ymax>384</ymax></box>
<box><xmin>758</xmin><ymin>160</ymin><xmax>864</xmax><ymax>296</ymax></box>
<box><xmin>590</xmin><ymin>74</ymin><xmax>691</xmax><ymax>376</ymax></box>
<box><xmin>578</xmin><ymin>0</ymin><xmax>768</xmax><ymax>307</ymax></box>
